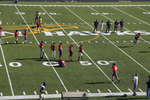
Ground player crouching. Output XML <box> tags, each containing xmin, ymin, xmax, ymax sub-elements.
<box><xmin>59</xmin><ymin>60</ymin><xmax>67</xmax><ymax>67</ymax></box>
<box><xmin>39</xmin><ymin>82</ymin><xmax>47</xmax><ymax>100</ymax></box>
<box><xmin>134</xmin><ymin>33</ymin><xmax>141</xmax><ymax>44</ymax></box>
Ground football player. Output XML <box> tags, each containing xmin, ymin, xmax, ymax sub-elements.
<box><xmin>35</xmin><ymin>11</ymin><xmax>42</xmax><ymax>32</ymax></box>
<box><xmin>24</xmin><ymin>29</ymin><xmax>28</xmax><ymax>43</ymax></box>
<box><xmin>58</xmin><ymin>41</ymin><xmax>63</xmax><ymax>59</ymax></box>
<box><xmin>39</xmin><ymin>82</ymin><xmax>47</xmax><ymax>100</ymax></box>
<box><xmin>100</xmin><ymin>20</ymin><xmax>104</xmax><ymax>32</ymax></box>
<box><xmin>134</xmin><ymin>33</ymin><xmax>141</xmax><ymax>44</ymax></box>
<box><xmin>51</xmin><ymin>41</ymin><xmax>56</xmax><ymax>59</ymax></box>
<box><xmin>114</xmin><ymin>20</ymin><xmax>119</xmax><ymax>32</ymax></box>
<box><xmin>68</xmin><ymin>44</ymin><xmax>74</xmax><ymax>61</ymax></box>
<box><xmin>106</xmin><ymin>20</ymin><xmax>111</xmax><ymax>33</ymax></box>
<box><xmin>39</xmin><ymin>41</ymin><xmax>45</xmax><ymax>59</ymax></box>
<box><xmin>77</xmin><ymin>44</ymin><xmax>84</xmax><ymax>61</ymax></box>
<box><xmin>93</xmin><ymin>19</ymin><xmax>99</xmax><ymax>32</ymax></box>
<box><xmin>0</xmin><ymin>27</ymin><xmax>3</xmax><ymax>38</ymax></box>
<box><xmin>119</xmin><ymin>19</ymin><xmax>124</xmax><ymax>32</ymax></box>
<box><xmin>112</xmin><ymin>63</ymin><xmax>120</xmax><ymax>83</ymax></box>
<box><xmin>14</xmin><ymin>30</ymin><xmax>19</xmax><ymax>44</ymax></box>
<box><xmin>133</xmin><ymin>73</ymin><xmax>138</xmax><ymax>96</ymax></box>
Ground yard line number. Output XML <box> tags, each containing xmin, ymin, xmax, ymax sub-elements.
<box><xmin>0</xmin><ymin>60</ymin><xmax>116</xmax><ymax>68</ymax></box>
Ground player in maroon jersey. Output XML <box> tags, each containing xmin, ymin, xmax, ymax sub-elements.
<box><xmin>58</xmin><ymin>41</ymin><xmax>63</xmax><ymax>59</ymax></box>
<box><xmin>14</xmin><ymin>30</ymin><xmax>19</xmax><ymax>44</ymax></box>
<box><xmin>24</xmin><ymin>29</ymin><xmax>29</xmax><ymax>42</ymax></box>
<box><xmin>112</xmin><ymin>63</ymin><xmax>120</xmax><ymax>82</ymax></box>
<box><xmin>39</xmin><ymin>41</ymin><xmax>45</xmax><ymax>59</ymax></box>
<box><xmin>51</xmin><ymin>41</ymin><xmax>56</xmax><ymax>59</ymax></box>
<box><xmin>68</xmin><ymin>44</ymin><xmax>74</xmax><ymax>61</ymax></box>
<box><xmin>134</xmin><ymin>33</ymin><xmax>141</xmax><ymax>44</ymax></box>
<box><xmin>0</xmin><ymin>27</ymin><xmax>3</xmax><ymax>38</ymax></box>
<box><xmin>77</xmin><ymin>44</ymin><xmax>84</xmax><ymax>61</ymax></box>
<box><xmin>35</xmin><ymin>11</ymin><xmax>42</xmax><ymax>32</ymax></box>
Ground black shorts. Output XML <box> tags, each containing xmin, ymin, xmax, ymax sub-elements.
<box><xmin>59</xmin><ymin>50</ymin><xmax>62</xmax><ymax>57</ymax></box>
<box><xmin>69</xmin><ymin>51</ymin><xmax>73</xmax><ymax>56</ymax></box>
<box><xmin>112</xmin><ymin>72</ymin><xmax>118</xmax><ymax>78</ymax></box>
<box><xmin>135</xmin><ymin>37</ymin><xmax>138</xmax><ymax>40</ymax></box>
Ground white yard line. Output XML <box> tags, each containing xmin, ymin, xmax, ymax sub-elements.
<box><xmin>136</xmin><ymin>7</ymin><xmax>150</xmax><ymax>44</ymax></box>
<box><xmin>89</xmin><ymin>7</ymin><xmax>150</xmax><ymax>74</ymax></box>
<box><xmin>65</xmin><ymin>6</ymin><xmax>150</xmax><ymax>79</ymax></box>
<box><xmin>0</xmin><ymin>4</ymin><xmax>150</xmax><ymax>7</ymax></box>
<box><xmin>138</xmin><ymin>6</ymin><xmax>149</xmax><ymax>12</ymax></box>
<box><xmin>0</xmin><ymin>44</ymin><xmax>14</xmax><ymax>96</ymax></box>
<box><xmin>113</xmin><ymin>7</ymin><xmax>150</xmax><ymax>27</ymax></box>
<box><xmin>15</xmin><ymin>5</ymin><xmax>68</xmax><ymax>92</ymax></box>
<box><xmin>41</xmin><ymin>6</ymin><xmax>122</xmax><ymax>92</ymax></box>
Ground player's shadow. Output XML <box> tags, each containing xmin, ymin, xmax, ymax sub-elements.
<box><xmin>85</xmin><ymin>81</ymin><xmax>111</xmax><ymax>84</ymax></box>
<box><xmin>15</xmin><ymin>58</ymin><xmax>60</xmax><ymax>62</ymax></box>
<box><xmin>118</xmin><ymin>46</ymin><xmax>133</xmax><ymax>48</ymax></box>
<box><xmin>139</xmin><ymin>51</ymin><xmax>150</xmax><ymax>53</ymax></box>
<box><xmin>2</xmin><ymin>42</ymin><xmax>23</xmax><ymax>45</ymax></box>
<box><xmin>15</xmin><ymin>58</ymin><xmax>48</xmax><ymax>61</ymax></box>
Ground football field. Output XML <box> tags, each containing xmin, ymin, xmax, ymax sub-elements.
<box><xmin>0</xmin><ymin>1</ymin><xmax>150</xmax><ymax>100</ymax></box>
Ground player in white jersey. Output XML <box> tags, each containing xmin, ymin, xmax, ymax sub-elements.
<box><xmin>133</xmin><ymin>73</ymin><xmax>138</xmax><ymax>96</ymax></box>
<box><xmin>100</xmin><ymin>20</ymin><xmax>104</xmax><ymax>32</ymax></box>
<box><xmin>39</xmin><ymin>82</ymin><xmax>47</xmax><ymax>100</ymax></box>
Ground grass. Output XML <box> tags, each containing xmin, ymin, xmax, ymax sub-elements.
<box><xmin>0</xmin><ymin>1</ymin><xmax>150</xmax><ymax>100</ymax></box>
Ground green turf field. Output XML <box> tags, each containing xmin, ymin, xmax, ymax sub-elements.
<box><xmin>0</xmin><ymin>1</ymin><xmax>150</xmax><ymax>100</ymax></box>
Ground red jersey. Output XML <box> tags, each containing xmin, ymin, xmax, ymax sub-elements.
<box><xmin>15</xmin><ymin>31</ymin><xmax>19</xmax><ymax>37</ymax></box>
<box><xmin>69</xmin><ymin>45</ymin><xmax>73</xmax><ymax>52</ymax></box>
<box><xmin>36</xmin><ymin>23</ymin><xmax>41</xmax><ymax>28</ymax></box>
<box><xmin>135</xmin><ymin>33</ymin><xmax>141</xmax><ymax>39</ymax></box>
<box><xmin>51</xmin><ymin>44</ymin><xmax>56</xmax><ymax>51</ymax></box>
<box><xmin>112</xmin><ymin>65</ymin><xmax>119</xmax><ymax>73</ymax></box>
<box><xmin>24</xmin><ymin>31</ymin><xmax>28</xmax><ymax>36</ymax></box>
<box><xmin>0</xmin><ymin>27</ymin><xmax>3</xmax><ymax>34</ymax></box>
<box><xmin>39</xmin><ymin>42</ymin><xmax>44</xmax><ymax>48</ymax></box>
<box><xmin>79</xmin><ymin>46</ymin><xmax>84</xmax><ymax>52</ymax></box>
<box><xmin>58</xmin><ymin>44</ymin><xmax>63</xmax><ymax>51</ymax></box>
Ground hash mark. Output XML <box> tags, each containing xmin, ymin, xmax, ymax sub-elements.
<box><xmin>128</xmin><ymin>88</ymin><xmax>133</xmax><ymax>92</ymax></box>
<box><xmin>97</xmin><ymin>89</ymin><xmax>101</xmax><ymax>93</ymax></box>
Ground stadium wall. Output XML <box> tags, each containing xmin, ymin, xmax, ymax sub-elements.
<box><xmin>1</xmin><ymin>0</ymin><xmax>150</xmax><ymax>2</ymax></box>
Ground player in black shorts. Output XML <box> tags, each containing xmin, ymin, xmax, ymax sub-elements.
<box><xmin>93</xmin><ymin>20</ymin><xmax>99</xmax><ymax>32</ymax></box>
<box><xmin>106</xmin><ymin>20</ymin><xmax>111</xmax><ymax>33</ymax></box>
<box><xmin>68</xmin><ymin>44</ymin><xmax>74</xmax><ymax>61</ymax></box>
<box><xmin>114</xmin><ymin>20</ymin><xmax>119</xmax><ymax>32</ymax></box>
<box><xmin>120</xmin><ymin>19</ymin><xmax>124</xmax><ymax>32</ymax></box>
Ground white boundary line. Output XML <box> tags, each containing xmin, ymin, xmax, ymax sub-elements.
<box><xmin>0</xmin><ymin>43</ymin><xmax>14</xmax><ymax>96</ymax></box>
<box><xmin>0</xmin><ymin>4</ymin><xmax>150</xmax><ymax>7</ymax></box>
<box><xmin>15</xmin><ymin>5</ymin><xmax>68</xmax><ymax>92</ymax></box>
<box><xmin>40</xmin><ymin>6</ymin><xmax>122</xmax><ymax>92</ymax></box>
<box><xmin>0</xmin><ymin>92</ymin><xmax>146</xmax><ymax>100</ymax></box>
<box><xmin>89</xmin><ymin>7</ymin><xmax>150</xmax><ymax>74</ymax></box>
